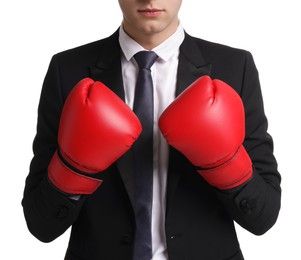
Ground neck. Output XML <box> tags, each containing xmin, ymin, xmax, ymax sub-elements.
<box><xmin>122</xmin><ymin>21</ymin><xmax>179</xmax><ymax>50</ymax></box>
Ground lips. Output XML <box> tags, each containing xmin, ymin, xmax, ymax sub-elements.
<box><xmin>138</xmin><ymin>8</ymin><xmax>164</xmax><ymax>17</ymax></box>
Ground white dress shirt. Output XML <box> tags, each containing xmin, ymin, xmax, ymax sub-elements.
<box><xmin>119</xmin><ymin>24</ymin><xmax>185</xmax><ymax>260</ymax></box>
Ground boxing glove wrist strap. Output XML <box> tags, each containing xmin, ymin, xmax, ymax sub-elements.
<box><xmin>48</xmin><ymin>150</ymin><xmax>102</xmax><ymax>195</ymax></box>
<box><xmin>197</xmin><ymin>146</ymin><xmax>253</xmax><ymax>190</ymax></box>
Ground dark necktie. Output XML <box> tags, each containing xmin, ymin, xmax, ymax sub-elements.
<box><xmin>132</xmin><ymin>51</ymin><xmax>158</xmax><ymax>260</ymax></box>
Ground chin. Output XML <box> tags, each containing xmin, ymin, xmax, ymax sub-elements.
<box><xmin>139</xmin><ymin>23</ymin><xmax>165</xmax><ymax>35</ymax></box>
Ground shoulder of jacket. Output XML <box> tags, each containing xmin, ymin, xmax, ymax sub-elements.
<box><xmin>53</xmin><ymin>29</ymin><xmax>119</xmax><ymax>60</ymax></box>
<box><xmin>186</xmin><ymin>33</ymin><xmax>250</xmax><ymax>57</ymax></box>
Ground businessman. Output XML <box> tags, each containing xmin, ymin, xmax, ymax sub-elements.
<box><xmin>22</xmin><ymin>0</ymin><xmax>281</xmax><ymax>259</ymax></box>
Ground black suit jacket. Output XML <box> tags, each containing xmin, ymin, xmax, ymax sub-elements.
<box><xmin>22</xmin><ymin>30</ymin><xmax>281</xmax><ymax>260</ymax></box>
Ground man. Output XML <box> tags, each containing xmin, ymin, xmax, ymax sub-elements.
<box><xmin>22</xmin><ymin>0</ymin><xmax>281</xmax><ymax>259</ymax></box>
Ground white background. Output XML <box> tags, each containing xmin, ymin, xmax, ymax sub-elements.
<box><xmin>1</xmin><ymin>0</ymin><xmax>300</xmax><ymax>259</ymax></box>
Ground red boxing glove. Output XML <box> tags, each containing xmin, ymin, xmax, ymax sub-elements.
<box><xmin>159</xmin><ymin>76</ymin><xmax>252</xmax><ymax>189</ymax></box>
<box><xmin>48</xmin><ymin>78</ymin><xmax>142</xmax><ymax>194</ymax></box>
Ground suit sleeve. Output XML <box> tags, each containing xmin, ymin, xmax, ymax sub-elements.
<box><xmin>22</xmin><ymin>55</ymin><xmax>86</xmax><ymax>243</ymax></box>
<box><xmin>215</xmin><ymin>51</ymin><xmax>281</xmax><ymax>235</ymax></box>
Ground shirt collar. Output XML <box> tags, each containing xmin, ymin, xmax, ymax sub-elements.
<box><xmin>119</xmin><ymin>23</ymin><xmax>185</xmax><ymax>62</ymax></box>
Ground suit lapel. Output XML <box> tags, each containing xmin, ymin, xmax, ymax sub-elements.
<box><xmin>89</xmin><ymin>30</ymin><xmax>125</xmax><ymax>100</ymax></box>
<box><xmin>166</xmin><ymin>33</ymin><xmax>212</xmax><ymax>214</ymax></box>
<box><xmin>176</xmin><ymin>32</ymin><xmax>212</xmax><ymax>96</ymax></box>
<box><xmin>89</xmin><ymin>29</ymin><xmax>136</xmax><ymax>207</ymax></box>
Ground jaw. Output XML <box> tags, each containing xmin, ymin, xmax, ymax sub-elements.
<box><xmin>122</xmin><ymin>16</ymin><xmax>179</xmax><ymax>49</ymax></box>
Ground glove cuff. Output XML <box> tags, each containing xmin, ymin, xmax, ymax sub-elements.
<box><xmin>48</xmin><ymin>150</ymin><xmax>102</xmax><ymax>195</ymax></box>
<box><xmin>198</xmin><ymin>146</ymin><xmax>253</xmax><ymax>190</ymax></box>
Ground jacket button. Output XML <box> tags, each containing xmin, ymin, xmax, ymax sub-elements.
<box><xmin>240</xmin><ymin>199</ymin><xmax>254</xmax><ymax>214</ymax></box>
<box><xmin>121</xmin><ymin>235</ymin><xmax>133</xmax><ymax>244</ymax></box>
<box><xmin>55</xmin><ymin>206</ymin><xmax>69</xmax><ymax>221</ymax></box>
<box><xmin>169</xmin><ymin>233</ymin><xmax>182</xmax><ymax>240</ymax></box>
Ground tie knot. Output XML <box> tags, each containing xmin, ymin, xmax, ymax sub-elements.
<box><xmin>134</xmin><ymin>51</ymin><xmax>158</xmax><ymax>70</ymax></box>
